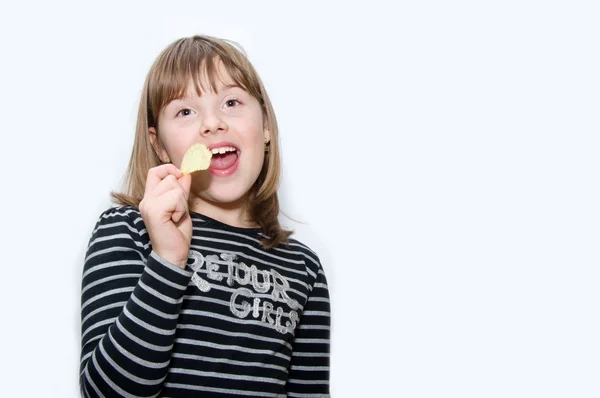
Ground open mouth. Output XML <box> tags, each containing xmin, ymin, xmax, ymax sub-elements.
<box><xmin>208</xmin><ymin>144</ymin><xmax>240</xmax><ymax>177</ymax></box>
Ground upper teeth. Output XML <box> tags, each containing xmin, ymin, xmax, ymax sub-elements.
<box><xmin>211</xmin><ymin>146</ymin><xmax>236</xmax><ymax>154</ymax></box>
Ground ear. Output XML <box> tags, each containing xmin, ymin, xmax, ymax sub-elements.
<box><xmin>149</xmin><ymin>127</ymin><xmax>170</xmax><ymax>163</ymax></box>
<box><xmin>263</xmin><ymin>114</ymin><xmax>271</xmax><ymax>142</ymax></box>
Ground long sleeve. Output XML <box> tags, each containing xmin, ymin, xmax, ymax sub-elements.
<box><xmin>79</xmin><ymin>207</ymin><xmax>193</xmax><ymax>397</ymax></box>
<box><xmin>286</xmin><ymin>255</ymin><xmax>331</xmax><ymax>397</ymax></box>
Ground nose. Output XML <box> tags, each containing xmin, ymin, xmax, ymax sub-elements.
<box><xmin>199</xmin><ymin>108</ymin><xmax>227</xmax><ymax>136</ymax></box>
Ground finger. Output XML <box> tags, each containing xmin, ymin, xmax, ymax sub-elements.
<box><xmin>172</xmin><ymin>191</ymin><xmax>189</xmax><ymax>224</ymax></box>
<box><xmin>151</xmin><ymin>174</ymin><xmax>181</xmax><ymax>198</ymax></box>
<box><xmin>144</xmin><ymin>164</ymin><xmax>183</xmax><ymax>196</ymax></box>
<box><xmin>178</xmin><ymin>174</ymin><xmax>192</xmax><ymax>198</ymax></box>
<box><xmin>151</xmin><ymin>172</ymin><xmax>191</xmax><ymax>200</ymax></box>
<box><xmin>160</xmin><ymin>189</ymin><xmax>188</xmax><ymax>224</ymax></box>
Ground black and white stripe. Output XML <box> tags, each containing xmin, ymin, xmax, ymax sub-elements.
<box><xmin>80</xmin><ymin>206</ymin><xmax>330</xmax><ymax>397</ymax></box>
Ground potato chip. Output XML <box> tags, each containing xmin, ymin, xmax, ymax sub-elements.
<box><xmin>180</xmin><ymin>143</ymin><xmax>212</xmax><ymax>175</ymax></box>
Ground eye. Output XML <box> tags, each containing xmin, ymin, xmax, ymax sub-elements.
<box><xmin>176</xmin><ymin>108</ymin><xmax>192</xmax><ymax>117</ymax></box>
<box><xmin>224</xmin><ymin>98</ymin><xmax>241</xmax><ymax>108</ymax></box>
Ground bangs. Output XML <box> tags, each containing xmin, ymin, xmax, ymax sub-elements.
<box><xmin>147</xmin><ymin>37</ymin><xmax>263</xmax><ymax>127</ymax></box>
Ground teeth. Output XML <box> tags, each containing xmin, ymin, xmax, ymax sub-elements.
<box><xmin>211</xmin><ymin>146</ymin><xmax>236</xmax><ymax>155</ymax></box>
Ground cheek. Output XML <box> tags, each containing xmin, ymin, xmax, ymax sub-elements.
<box><xmin>160</xmin><ymin>127</ymin><xmax>197</xmax><ymax>159</ymax></box>
<box><xmin>252</xmin><ymin>136</ymin><xmax>266</xmax><ymax>159</ymax></box>
<box><xmin>241</xmin><ymin>137</ymin><xmax>265</xmax><ymax>170</ymax></box>
<box><xmin>240</xmin><ymin>125</ymin><xmax>266</xmax><ymax>153</ymax></box>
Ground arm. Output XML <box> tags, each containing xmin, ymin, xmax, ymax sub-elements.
<box><xmin>286</xmin><ymin>257</ymin><xmax>331</xmax><ymax>397</ymax></box>
<box><xmin>79</xmin><ymin>207</ymin><xmax>192</xmax><ymax>397</ymax></box>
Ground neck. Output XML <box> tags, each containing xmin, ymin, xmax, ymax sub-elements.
<box><xmin>188</xmin><ymin>194</ymin><xmax>258</xmax><ymax>228</ymax></box>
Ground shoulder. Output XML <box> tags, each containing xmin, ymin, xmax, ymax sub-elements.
<box><xmin>94</xmin><ymin>205</ymin><xmax>144</xmax><ymax>228</ymax></box>
<box><xmin>86</xmin><ymin>205</ymin><xmax>150</xmax><ymax>256</ymax></box>
<box><xmin>96</xmin><ymin>205</ymin><xmax>141</xmax><ymax>222</ymax></box>
<box><xmin>281</xmin><ymin>237</ymin><xmax>325</xmax><ymax>282</ymax></box>
<box><xmin>91</xmin><ymin>205</ymin><xmax>147</xmax><ymax>240</ymax></box>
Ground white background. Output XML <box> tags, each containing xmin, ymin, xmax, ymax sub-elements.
<box><xmin>0</xmin><ymin>1</ymin><xmax>598</xmax><ymax>397</ymax></box>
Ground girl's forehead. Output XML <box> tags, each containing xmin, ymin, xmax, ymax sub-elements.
<box><xmin>184</xmin><ymin>66</ymin><xmax>239</xmax><ymax>97</ymax></box>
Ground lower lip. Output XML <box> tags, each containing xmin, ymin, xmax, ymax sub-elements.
<box><xmin>208</xmin><ymin>154</ymin><xmax>239</xmax><ymax>177</ymax></box>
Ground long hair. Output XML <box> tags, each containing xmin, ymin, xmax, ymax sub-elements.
<box><xmin>111</xmin><ymin>35</ymin><xmax>291</xmax><ymax>248</ymax></box>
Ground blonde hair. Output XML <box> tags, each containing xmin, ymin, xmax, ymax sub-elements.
<box><xmin>111</xmin><ymin>35</ymin><xmax>291</xmax><ymax>248</ymax></box>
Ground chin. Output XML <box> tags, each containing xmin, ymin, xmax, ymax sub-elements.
<box><xmin>191</xmin><ymin>165</ymin><xmax>261</xmax><ymax>207</ymax></box>
<box><xmin>204</xmin><ymin>184</ymin><xmax>253</xmax><ymax>206</ymax></box>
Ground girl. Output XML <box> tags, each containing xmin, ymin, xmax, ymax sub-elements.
<box><xmin>79</xmin><ymin>35</ymin><xmax>330</xmax><ymax>397</ymax></box>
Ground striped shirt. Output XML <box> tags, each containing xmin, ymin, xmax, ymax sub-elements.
<box><xmin>80</xmin><ymin>206</ymin><xmax>330</xmax><ymax>397</ymax></box>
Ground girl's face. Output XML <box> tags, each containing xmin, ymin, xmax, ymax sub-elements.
<box><xmin>149</xmin><ymin>63</ymin><xmax>269</xmax><ymax>210</ymax></box>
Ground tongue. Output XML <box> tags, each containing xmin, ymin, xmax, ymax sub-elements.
<box><xmin>210</xmin><ymin>152</ymin><xmax>238</xmax><ymax>170</ymax></box>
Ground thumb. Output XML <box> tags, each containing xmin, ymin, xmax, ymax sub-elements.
<box><xmin>178</xmin><ymin>173</ymin><xmax>192</xmax><ymax>198</ymax></box>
